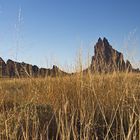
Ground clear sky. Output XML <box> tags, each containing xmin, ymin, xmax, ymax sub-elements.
<box><xmin>0</xmin><ymin>0</ymin><xmax>140</xmax><ymax>70</ymax></box>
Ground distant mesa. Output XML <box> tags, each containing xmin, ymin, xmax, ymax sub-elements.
<box><xmin>0</xmin><ymin>37</ymin><xmax>139</xmax><ymax>78</ymax></box>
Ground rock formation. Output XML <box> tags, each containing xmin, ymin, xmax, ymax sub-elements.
<box><xmin>90</xmin><ymin>37</ymin><xmax>134</xmax><ymax>73</ymax></box>
<box><xmin>0</xmin><ymin>57</ymin><xmax>8</xmax><ymax>77</ymax></box>
<box><xmin>0</xmin><ymin>37</ymin><xmax>139</xmax><ymax>78</ymax></box>
<box><xmin>0</xmin><ymin>58</ymin><xmax>67</xmax><ymax>78</ymax></box>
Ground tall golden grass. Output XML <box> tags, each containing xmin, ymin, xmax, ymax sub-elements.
<box><xmin>0</xmin><ymin>72</ymin><xmax>140</xmax><ymax>140</ymax></box>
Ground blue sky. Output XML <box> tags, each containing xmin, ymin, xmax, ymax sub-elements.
<box><xmin>0</xmin><ymin>0</ymin><xmax>140</xmax><ymax>70</ymax></box>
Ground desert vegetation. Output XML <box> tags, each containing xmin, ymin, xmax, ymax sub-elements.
<box><xmin>0</xmin><ymin>38</ymin><xmax>140</xmax><ymax>140</ymax></box>
<box><xmin>1</xmin><ymin>0</ymin><xmax>139</xmax><ymax>139</ymax></box>
<box><xmin>0</xmin><ymin>72</ymin><xmax>140</xmax><ymax>140</ymax></box>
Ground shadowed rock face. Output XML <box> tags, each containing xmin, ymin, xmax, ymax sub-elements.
<box><xmin>32</xmin><ymin>65</ymin><xmax>39</xmax><ymax>77</ymax></box>
<box><xmin>6</xmin><ymin>60</ymin><xmax>30</xmax><ymax>78</ymax></box>
<box><xmin>90</xmin><ymin>37</ymin><xmax>134</xmax><ymax>72</ymax></box>
<box><xmin>39</xmin><ymin>68</ymin><xmax>48</xmax><ymax>77</ymax></box>
<box><xmin>0</xmin><ymin>57</ymin><xmax>8</xmax><ymax>77</ymax></box>
<box><xmin>7</xmin><ymin>59</ymin><xmax>17</xmax><ymax>77</ymax></box>
<box><xmin>21</xmin><ymin>63</ymin><xmax>33</xmax><ymax>77</ymax></box>
<box><xmin>0</xmin><ymin>59</ymin><xmax>67</xmax><ymax>78</ymax></box>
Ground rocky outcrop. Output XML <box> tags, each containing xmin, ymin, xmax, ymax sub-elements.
<box><xmin>0</xmin><ymin>58</ymin><xmax>68</xmax><ymax>78</ymax></box>
<box><xmin>0</xmin><ymin>37</ymin><xmax>139</xmax><ymax>78</ymax></box>
<box><xmin>50</xmin><ymin>65</ymin><xmax>68</xmax><ymax>76</ymax></box>
<box><xmin>39</xmin><ymin>68</ymin><xmax>48</xmax><ymax>77</ymax></box>
<box><xmin>6</xmin><ymin>60</ymin><xmax>30</xmax><ymax>78</ymax></box>
<box><xmin>6</xmin><ymin>59</ymin><xmax>17</xmax><ymax>77</ymax></box>
<box><xmin>32</xmin><ymin>65</ymin><xmax>39</xmax><ymax>77</ymax></box>
<box><xmin>90</xmin><ymin>37</ymin><xmax>134</xmax><ymax>73</ymax></box>
<box><xmin>0</xmin><ymin>57</ymin><xmax>8</xmax><ymax>77</ymax></box>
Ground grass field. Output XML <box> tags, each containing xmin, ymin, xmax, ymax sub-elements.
<box><xmin>0</xmin><ymin>72</ymin><xmax>140</xmax><ymax>140</ymax></box>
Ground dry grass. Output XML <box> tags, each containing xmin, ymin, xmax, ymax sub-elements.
<box><xmin>0</xmin><ymin>72</ymin><xmax>140</xmax><ymax>140</ymax></box>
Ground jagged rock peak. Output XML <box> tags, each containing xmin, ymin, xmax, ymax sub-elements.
<box><xmin>97</xmin><ymin>37</ymin><xmax>102</xmax><ymax>43</ymax></box>
<box><xmin>97</xmin><ymin>37</ymin><xmax>109</xmax><ymax>43</ymax></box>
<box><xmin>103</xmin><ymin>37</ymin><xmax>110</xmax><ymax>46</ymax></box>
<box><xmin>96</xmin><ymin>37</ymin><xmax>111</xmax><ymax>48</ymax></box>
<box><xmin>53</xmin><ymin>65</ymin><xmax>59</xmax><ymax>70</ymax></box>
<box><xmin>91</xmin><ymin>37</ymin><xmax>133</xmax><ymax>72</ymax></box>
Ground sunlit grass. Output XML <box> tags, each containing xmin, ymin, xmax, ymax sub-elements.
<box><xmin>0</xmin><ymin>72</ymin><xmax>140</xmax><ymax>139</ymax></box>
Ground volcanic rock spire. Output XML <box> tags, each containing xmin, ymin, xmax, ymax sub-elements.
<box><xmin>90</xmin><ymin>37</ymin><xmax>133</xmax><ymax>72</ymax></box>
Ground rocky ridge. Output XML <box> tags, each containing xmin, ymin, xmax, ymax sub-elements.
<box><xmin>0</xmin><ymin>37</ymin><xmax>139</xmax><ymax>78</ymax></box>
<box><xmin>0</xmin><ymin>58</ymin><xmax>67</xmax><ymax>78</ymax></box>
